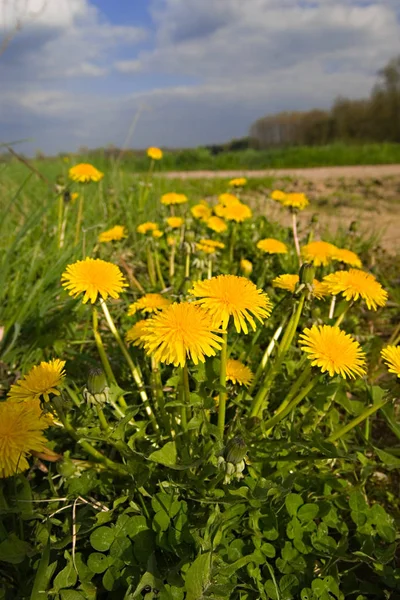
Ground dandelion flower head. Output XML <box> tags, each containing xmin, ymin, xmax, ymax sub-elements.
<box><xmin>191</xmin><ymin>202</ymin><xmax>212</xmax><ymax>220</ymax></box>
<box><xmin>229</xmin><ymin>177</ymin><xmax>247</xmax><ymax>187</ymax></box>
<box><xmin>257</xmin><ymin>238</ymin><xmax>288</xmax><ymax>254</ymax></box>
<box><xmin>137</xmin><ymin>222</ymin><xmax>158</xmax><ymax>234</ymax></box>
<box><xmin>161</xmin><ymin>192</ymin><xmax>188</xmax><ymax>205</ymax></box>
<box><xmin>126</xmin><ymin>319</ymin><xmax>149</xmax><ymax>348</ymax></box>
<box><xmin>128</xmin><ymin>293</ymin><xmax>171</xmax><ymax>316</ymax></box>
<box><xmin>69</xmin><ymin>163</ymin><xmax>104</xmax><ymax>183</ymax></box>
<box><xmin>301</xmin><ymin>241</ymin><xmax>338</xmax><ymax>266</ymax></box>
<box><xmin>207</xmin><ymin>216</ymin><xmax>227</xmax><ymax>233</ymax></box>
<box><xmin>166</xmin><ymin>217</ymin><xmax>184</xmax><ymax>228</ymax></box>
<box><xmin>190</xmin><ymin>274</ymin><xmax>272</xmax><ymax>333</ymax></box>
<box><xmin>270</xmin><ymin>190</ymin><xmax>287</xmax><ymax>202</ymax></box>
<box><xmin>141</xmin><ymin>302</ymin><xmax>223</xmax><ymax>367</ymax></box>
<box><xmin>282</xmin><ymin>193</ymin><xmax>309</xmax><ymax>211</ymax></box>
<box><xmin>323</xmin><ymin>269</ymin><xmax>388</xmax><ymax>311</ymax></box>
<box><xmin>299</xmin><ymin>325</ymin><xmax>366</xmax><ymax>379</ymax></box>
<box><xmin>226</xmin><ymin>359</ymin><xmax>254</xmax><ymax>387</ymax></box>
<box><xmin>222</xmin><ymin>202</ymin><xmax>252</xmax><ymax>223</ymax></box>
<box><xmin>381</xmin><ymin>346</ymin><xmax>400</xmax><ymax>378</ymax></box>
<box><xmin>7</xmin><ymin>359</ymin><xmax>66</xmax><ymax>404</ymax></box>
<box><xmin>152</xmin><ymin>229</ymin><xmax>164</xmax><ymax>238</ymax></box>
<box><xmin>0</xmin><ymin>400</ymin><xmax>50</xmax><ymax>478</ymax></box>
<box><xmin>61</xmin><ymin>257</ymin><xmax>127</xmax><ymax>304</ymax></box>
<box><xmin>333</xmin><ymin>248</ymin><xmax>362</xmax><ymax>268</ymax></box>
<box><xmin>147</xmin><ymin>147</ymin><xmax>163</xmax><ymax>160</ymax></box>
<box><xmin>272</xmin><ymin>274</ymin><xmax>328</xmax><ymax>299</ymax></box>
<box><xmin>98</xmin><ymin>225</ymin><xmax>127</xmax><ymax>243</ymax></box>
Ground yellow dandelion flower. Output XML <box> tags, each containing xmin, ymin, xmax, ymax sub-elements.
<box><xmin>299</xmin><ymin>325</ymin><xmax>366</xmax><ymax>379</ymax></box>
<box><xmin>322</xmin><ymin>269</ymin><xmax>388</xmax><ymax>311</ymax></box>
<box><xmin>126</xmin><ymin>319</ymin><xmax>149</xmax><ymax>348</ymax></box>
<box><xmin>272</xmin><ymin>274</ymin><xmax>328</xmax><ymax>300</ymax></box>
<box><xmin>333</xmin><ymin>248</ymin><xmax>362</xmax><ymax>268</ymax></box>
<box><xmin>229</xmin><ymin>177</ymin><xmax>247</xmax><ymax>187</ymax></box>
<box><xmin>71</xmin><ymin>192</ymin><xmax>79</xmax><ymax>204</ymax></box>
<box><xmin>226</xmin><ymin>359</ymin><xmax>254</xmax><ymax>387</ymax></box>
<box><xmin>0</xmin><ymin>400</ymin><xmax>50</xmax><ymax>478</ymax></box>
<box><xmin>166</xmin><ymin>217</ymin><xmax>184</xmax><ymax>228</ymax></box>
<box><xmin>207</xmin><ymin>216</ymin><xmax>228</xmax><ymax>233</ymax></box>
<box><xmin>257</xmin><ymin>238</ymin><xmax>288</xmax><ymax>254</ymax></box>
<box><xmin>167</xmin><ymin>235</ymin><xmax>177</xmax><ymax>246</ymax></box>
<box><xmin>199</xmin><ymin>239</ymin><xmax>225</xmax><ymax>249</ymax></box>
<box><xmin>270</xmin><ymin>190</ymin><xmax>287</xmax><ymax>202</ymax></box>
<box><xmin>98</xmin><ymin>225</ymin><xmax>127</xmax><ymax>243</ymax></box>
<box><xmin>161</xmin><ymin>193</ymin><xmax>188</xmax><ymax>205</ymax></box>
<box><xmin>301</xmin><ymin>241</ymin><xmax>338</xmax><ymax>266</ymax></box>
<box><xmin>283</xmin><ymin>192</ymin><xmax>309</xmax><ymax>211</ymax></box>
<box><xmin>128</xmin><ymin>293</ymin><xmax>171</xmax><ymax>316</ymax></box>
<box><xmin>197</xmin><ymin>243</ymin><xmax>216</xmax><ymax>254</ymax></box>
<box><xmin>191</xmin><ymin>203</ymin><xmax>212</xmax><ymax>220</ymax></box>
<box><xmin>152</xmin><ymin>229</ymin><xmax>164</xmax><ymax>239</ymax></box>
<box><xmin>381</xmin><ymin>345</ymin><xmax>400</xmax><ymax>378</ymax></box>
<box><xmin>218</xmin><ymin>193</ymin><xmax>240</xmax><ymax>207</ymax></box>
<box><xmin>7</xmin><ymin>359</ymin><xmax>66</xmax><ymax>404</ymax></box>
<box><xmin>147</xmin><ymin>147</ymin><xmax>163</xmax><ymax>160</ymax></box>
<box><xmin>141</xmin><ymin>302</ymin><xmax>223</xmax><ymax>367</ymax></box>
<box><xmin>69</xmin><ymin>163</ymin><xmax>104</xmax><ymax>183</ymax></box>
<box><xmin>214</xmin><ymin>204</ymin><xmax>228</xmax><ymax>217</ymax></box>
<box><xmin>240</xmin><ymin>259</ymin><xmax>253</xmax><ymax>275</ymax></box>
<box><xmin>190</xmin><ymin>274</ymin><xmax>272</xmax><ymax>334</ymax></box>
<box><xmin>61</xmin><ymin>257</ymin><xmax>127</xmax><ymax>304</ymax></box>
<box><xmin>223</xmin><ymin>202</ymin><xmax>252</xmax><ymax>223</ymax></box>
<box><xmin>137</xmin><ymin>222</ymin><xmax>158</xmax><ymax>234</ymax></box>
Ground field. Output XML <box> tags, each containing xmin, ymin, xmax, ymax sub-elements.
<box><xmin>0</xmin><ymin>153</ymin><xmax>400</xmax><ymax>599</ymax></box>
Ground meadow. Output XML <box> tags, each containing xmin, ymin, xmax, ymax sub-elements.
<box><xmin>0</xmin><ymin>151</ymin><xmax>399</xmax><ymax>600</ymax></box>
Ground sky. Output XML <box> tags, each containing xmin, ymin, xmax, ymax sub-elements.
<box><xmin>0</xmin><ymin>0</ymin><xmax>399</xmax><ymax>155</ymax></box>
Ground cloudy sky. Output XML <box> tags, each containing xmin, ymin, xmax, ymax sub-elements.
<box><xmin>1</xmin><ymin>0</ymin><xmax>399</xmax><ymax>154</ymax></box>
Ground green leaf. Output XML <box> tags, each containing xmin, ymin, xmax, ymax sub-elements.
<box><xmin>90</xmin><ymin>527</ymin><xmax>115</xmax><ymax>552</ymax></box>
<box><xmin>102</xmin><ymin>568</ymin><xmax>115</xmax><ymax>592</ymax></box>
<box><xmin>30</xmin><ymin>539</ymin><xmax>51</xmax><ymax>599</ymax></box>
<box><xmin>0</xmin><ymin>534</ymin><xmax>30</xmax><ymax>564</ymax></box>
<box><xmin>374</xmin><ymin>447</ymin><xmax>400</xmax><ymax>469</ymax></box>
<box><xmin>149</xmin><ymin>442</ymin><xmax>177</xmax><ymax>467</ymax></box>
<box><xmin>349</xmin><ymin>492</ymin><xmax>368</xmax><ymax>526</ymax></box>
<box><xmin>53</xmin><ymin>557</ymin><xmax>77</xmax><ymax>592</ymax></box>
<box><xmin>87</xmin><ymin>553</ymin><xmax>108</xmax><ymax>574</ymax></box>
<box><xmin>298</xmin><ymin>504</ymin><xmax>319</xmax><ymax>523</ymax></box>
<box><xmin>280</xmin><ymin>574</ymin><xmax>299</xmax><ymax>599</ymax></box>
<box><xmin>285</xmin><ymin>494</ymin><xmax>303</xmax><ymax>517</ymax></box>
<box><xmin>60</xmin><ymin>592</ymin><xmax>85</xmax><ymax>600</ymax></box>
<box><xmin>125</xmin><ymin>516</ymin><xmax>149</xmax><ymax>538</ymax></box>
<box><xmin>185</xmin><ymin>552</ymin><xmax>212</xmax><ymax>600</ymax></box>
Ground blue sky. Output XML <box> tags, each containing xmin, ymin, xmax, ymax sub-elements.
<box><xmin>0</xmin><ymin>0</ymin><xmax>399</xmax><ymax>155</ymax></box>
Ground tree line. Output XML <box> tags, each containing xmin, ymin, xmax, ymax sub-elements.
<box><xmin>250</xmin><ymin>55</ymin><xmax>400</xmax><ymax>148</ymax></box>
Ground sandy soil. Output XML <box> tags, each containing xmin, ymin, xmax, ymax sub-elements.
<box><xmin>161</xmin><ymin>164</ymin><xmax>400</xmax><ymax>180</ymax></box>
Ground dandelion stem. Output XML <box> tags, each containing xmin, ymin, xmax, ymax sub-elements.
<box><xmin>151</xmin><ymin>356</ymin><xmax>170</xmax><ymax>434</ymax></box>
<box><xmin>154</xmin><ymin>249</ymin><xmax>166</xmax><ymax>289</ymax></box>
<box><xmin>99</xmin><ymin>298</ymin><xmax>158</xmax><ymax>431</ymax></box>
<box><xmin>328</xmin><ymin>295</ymin><xmax>336</xmax><ymax>320</ymax></box>
<box><xmin>146</xmin><ymin>245</ymin><xmax>157</xmax><ymax>287</ymax></box>
<box><xmin>229</xmin><ymin>222</ymin><xmax>237</xmax><ymax>263</ymax></box>
<box><xmin>207</xmin><ymin>258</ymin><xmax>213</xmax><ymax>279</ymax></box>
<box><xmin>74</xmin><ymin>188</ymin><xmax>84</xmax><ymax>246</ymax></box>
<box><xmin>263</xmin><ymin>374</ymin><xmax>319</xmax><ymax>432</ymax></box>
<box><xmin>54</xmin><ymin>402</ymin><xmax>128</xmax><ymax>476</ymax></box>
<box><xmin>333</xmin><ymin>301</ymin><xmax>353</xmax><ymax>327</ymax></box>
<box><xmin>218</xmin><ymin>331</ymin><xmax>228</xmax><ymax>437</ymax></box>
<box><xmin>249</xmin><ymin>292</ymin><xmax>306</xmax><ymax>420</ymax></box>
<box><xmin>169</xmin><ymin>244</ymin><xmax>176</xmax><ymax>281</ymax></box>
<box><xmin>92</xmin><ymin>308</ymin><xmax>117</xmax><ymax>387</ymax></box>
<box><xmin>248</xmin><ymin>316</ymin><xmax>288</xmax><ymax>394</ymax></box>
<box><xmin>291</xmin><ymin>210</ymin><xmax>302</xmax><ymax>264</ymax></box>
<box><xmin>57</xmin><ymin>194</ymin><xmax>64</xmax><ymax>249</ymax></box>
<box><xmin>326</xmin><ymin>399</ymin><xmax>388</xmax><ymax>443</ymax></box>
<box><xmin>183</xmin><ymin>364</ymin><xmax>191</xmax><ymax>427</ymax></box>
<box><xmin>96</xmin><ymin>406</ymin><xmax>110</xmax><ymax>432</ymax></box>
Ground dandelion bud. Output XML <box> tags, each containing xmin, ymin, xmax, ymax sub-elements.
<box><xmin>299</xmin><ymin>262</ymin><xmax>315</xmax><ymax>286</ymax></box>
<box><xmin>240</xmin><ymin>259</ymin><xmax>253</xmax><ymax>276</ymax></box>
<box><xmin>225</xmin><ymin>436</ymin><xmax>247</xmax><ymax>465</ymax></box>
<box><xmin>87</xmin><ymin>367</ymin><xmax>107</xmax><ymax>395</ymax></box>
<box><xmin>311</xmin><ymin>213</ymin><xmax>319</xmax><ymax>225</ymax></box>
<box><xmin>84</xmin><ymin>367</ymin><xmax>109</xmax><ymax>407</ymax></box>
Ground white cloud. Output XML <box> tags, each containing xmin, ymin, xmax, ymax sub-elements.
<box><xmin>1</xmin><ymin>0</ymin><xmax>399</xmax><ymax>153</ymax></box>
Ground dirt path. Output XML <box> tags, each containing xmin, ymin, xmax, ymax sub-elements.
<box><xmin>161</xmin><ymin>164</ymin><xmax>400</xmax><ymax>180</ymax></box>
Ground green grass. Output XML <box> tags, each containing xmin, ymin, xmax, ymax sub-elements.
<box><xmin>3</xmin><ymin>141</ymin><xmax>400</xmax><ymax>174</ymax></box>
